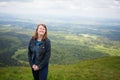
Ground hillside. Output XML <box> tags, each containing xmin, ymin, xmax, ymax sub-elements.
<box><xmin>0</xmin><ymin>56</ymin><xmax>120</xmax><ymax>80</ymax></box>
<box><xmin>0</xmin><ymin>20</ymin><xmax>120</xmax><ymax>66</ymax></box>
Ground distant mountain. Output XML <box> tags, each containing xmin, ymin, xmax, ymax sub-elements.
<box><xmin>0</xmin><ymin>13</ymin><xmax>120</xmax><ymax>25</ymax></box>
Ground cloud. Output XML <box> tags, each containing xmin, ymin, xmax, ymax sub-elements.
<box><xmin>0</xmin><ymin>0</ymin><xmax>120</xmax><ymax>19</ymax></box>
<box><xmin>0</xmin><ymin>0</ymin><xmax>33</xmax><ymax>2</ymax></box>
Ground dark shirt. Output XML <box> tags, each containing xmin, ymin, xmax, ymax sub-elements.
<box><xmin>33</xmin><ymin>41</ymin><xmax>41</xmax><ymax>64</ymax></box>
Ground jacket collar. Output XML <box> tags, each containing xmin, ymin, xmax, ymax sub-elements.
<box><xmin>32</xmin><ymin>37</ymin><xmax>46</xmax><ymax>44</ymax></box>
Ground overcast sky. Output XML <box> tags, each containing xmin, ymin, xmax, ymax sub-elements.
<box><xmin>0</xmin><ymin>0</ymin><xmax>120</xmax><ymax>20</ymax></box>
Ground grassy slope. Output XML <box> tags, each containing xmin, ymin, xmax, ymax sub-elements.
<box><xmin>0</xmin><ymin>56</ymin><xmax>120</xmax><ymax>80</ymax></box>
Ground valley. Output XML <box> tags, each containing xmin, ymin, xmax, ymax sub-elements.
<box><xmin>0</xmin><ymin>20</ymin><xmax>120</xmax><ymax>66</ymax></box>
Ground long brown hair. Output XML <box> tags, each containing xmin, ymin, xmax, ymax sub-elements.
<box><xmin>33</xmin><ymin>24</ymin><xmax>47</xmax><ymax>41</ymax></box>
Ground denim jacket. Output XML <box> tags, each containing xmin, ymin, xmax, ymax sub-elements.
<box><xmin>28</xmin><ymin>37</ymin><xmax>51</xmax><ymax>69</ymax></box>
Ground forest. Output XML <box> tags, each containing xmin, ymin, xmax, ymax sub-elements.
<box><xmin>0</xmin><ymin>20</ymin><xmax>120</xmax><ymax>66</ymax></box>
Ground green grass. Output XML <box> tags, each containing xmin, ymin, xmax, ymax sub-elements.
<box><xmin>0</xmin><ymin>56</ymin><xmax>120</xmax><ymax>80</ymax></box>
<box><xmin>49</xmin><ymin>56</ymin><xmax>120</xmax><ymax>80</ymax></box>
<box><xmin>0</xmin><ymin>67</ymin><xmax>33</xmax><ymax>80</ymax></box>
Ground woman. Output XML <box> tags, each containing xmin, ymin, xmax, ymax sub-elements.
<box><xmin>28</xmin><ymin>24</ymin><xmax>51</xmax><ymax>80</ymax></box>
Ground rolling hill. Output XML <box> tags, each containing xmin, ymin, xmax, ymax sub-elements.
<box><xmin>0</xmin><ymin>16</ymin><xmax>120</xmax><ymax>80</ymax></box>
<box><xmin>0</xmin><ymin>20</ymin><xmax>120</xmax><ymax>66</ymax></box>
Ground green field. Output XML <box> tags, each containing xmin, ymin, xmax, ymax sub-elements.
<box><xmin>0</xmin><ymin>21</ymin><xmax>120</xmax><ymax>80</ymax></box>
<box><xmin>0</xmin><ymin>22</ymin><xmax>120</xmax><ymax>66</ymax></box>
<box><xmin>0</xmin><ymin>56</ymin><xmax>120</xmax><ymax>80</ymax></box>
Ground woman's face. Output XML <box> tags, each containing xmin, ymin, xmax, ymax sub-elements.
<box><xmin>37</xmin><ymin>25</ymin><xmax>46</xmax><ymax>36</ymax></box>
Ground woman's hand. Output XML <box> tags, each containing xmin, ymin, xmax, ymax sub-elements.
<box><xmin>32</xmin><ymin>64</ymin><xmax>39</xmax><ymax>71</ymax></box>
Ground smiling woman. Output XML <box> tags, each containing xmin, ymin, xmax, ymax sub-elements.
<box><xmin>28</xmin><ymin>24</ymin><xmax>51</xmax><ymax>80</ymax></box>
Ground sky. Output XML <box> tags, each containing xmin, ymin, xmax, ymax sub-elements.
<box><xmin>0</xmin><ymin>0</ymin><xmax>120</xmax><ymax>20</ymax></box>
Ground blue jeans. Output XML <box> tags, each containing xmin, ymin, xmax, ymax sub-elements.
<box><xmin>32</xmin><ymin>65</ymin><xmax>48</xmax><ymax>80</ymax></box>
